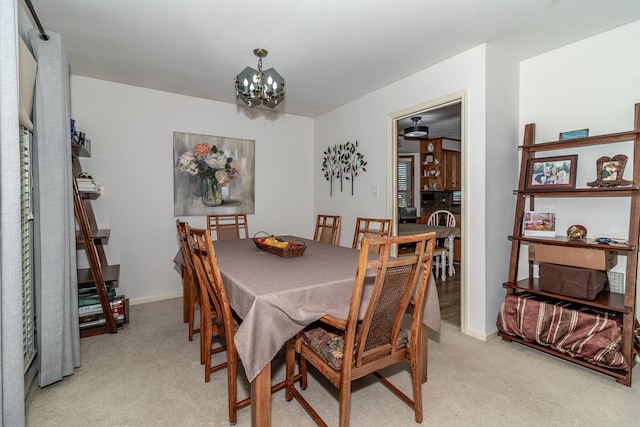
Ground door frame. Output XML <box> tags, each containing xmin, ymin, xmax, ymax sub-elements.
<box><xmin>387</xmin><ymin>90</ymin><xmax>468</xmax><ymax>333</ymax></box>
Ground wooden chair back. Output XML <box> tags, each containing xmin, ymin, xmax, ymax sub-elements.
<box><xmin>351</xmin><ymin>217</ymin><xmax>392</xmax><ymax>252</ymax></box>
<box><xmin>313</xmin><ymin>214</ymin><xmax>342</xmax><ymax>245</ymax></box>
<box><xmin>349</xmin><ymin>233</ymin><xmax>435</xmax><ymax>368</ymax></box>
<box><xmin>186</xmin><ymin>227</ymin><xmax>234</xmax><ymax>348</ymax></box>
<box><xmin>186</xmin><ymin>226</ymin><xmax>243</xmax><ymax>424</ymax></box>
<box><xmin>207</xmin><ymin>214</ymin><xmax>249</xmax><ymax>240</ymax></box>
<box><xmin>176</xmin><ymin>219</ymin><xmax>200</xmax><ymax>341</ymax></box>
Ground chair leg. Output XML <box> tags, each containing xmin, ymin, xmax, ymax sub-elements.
<box><xmin>411</xmin><ymin>359</ymin><xmax>424</xmax><ymax>423</ymax></box>
<box><xmin>440</xmin><ymin>254</ymin><xmax>446</xmax><ymax>280</ymax></box>
<box><xmin>300</xmin><ymin>356</ymin><xmax>307</xmax><ymax>390</ymax></box>
<box><xmin>228</xmin><ymin>346</ymin><xmax>238</xmax><ymax>425</ymax></box>
<box><xmin>188</xmin><ymin>295</ymin><xmax>199</xmax><ymax>341</ymax></box>
<box><xmin>433</xmin><ymin>255</ymin><xmax>440</xmax><ymax>278</ymax></box>
<box><xmin>182</xmin><ymin>274</ymin><xmax>190</xmax><ymax>323</ymax></box>
<box><xmin>338</xmin><ymin>378</ymin><xmax>352</xmax><ymax>427</ymax></box>
<box><xmin>200</xmin><ymin>309</ymin><xmax>206</xmax><ymax>365</ymax></box>
<box><xmin>204</xmin><ymin>322</ymin><xmax>212</xmax><ymax>382</ymax></box>
<box><xmin>286</xmin><ymin>337</ymin><xmax>308</xmax><ymax>402</ymax></box>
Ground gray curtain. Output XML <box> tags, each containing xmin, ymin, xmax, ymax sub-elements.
<box><xmin>28</xmin><ymin>28</ymin><xmax>80</xmax><ymax>387</ymax></box>
<box><xmin>0</xmin><ymin>0</ymin><xmax>26</xmax><ymax>424</ymax></box>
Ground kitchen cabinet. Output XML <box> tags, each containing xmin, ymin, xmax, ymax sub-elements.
<box><xmin>419</xmin><ymin>139</ymin><xmax>461</xmax><ymax>192</ymax></box>
<box><xmin>442</xmin><ymin>150</ymin><xmax>461</xmax><ymax>191</ymax></box>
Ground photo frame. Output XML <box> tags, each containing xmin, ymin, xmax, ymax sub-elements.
<box><xmin>586</xmin><ymin>154</ymin><xmax>633</xmax><ymax>188</ymax></box>
<box><xmin>559</xmin><ymin>128</ymin><xmax>589</xmax><ymax>140</ymax></box>
<box><xmin>525</xmin><ymin>155</ymin><xmax>578</xmax><ymax>190</ymax></box>
<box><xmin>523</xmin><ymin>211</ymin><xmax>556</xmax><ymax>237</ymax></box>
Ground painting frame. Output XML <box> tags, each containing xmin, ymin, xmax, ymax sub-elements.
<box><xmin>524</xmin><ymin>155</ymin><xmax>578</xmax><ymax>190</ymax></box>
<box><xmin>173</xmin><ymin>132</ymin><xmax>255</xmax><ymax>216</ymax></box>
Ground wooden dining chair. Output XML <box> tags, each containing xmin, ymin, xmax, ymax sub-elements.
<box><xmin>285</xmin><ymin>232</ymin><xmax>436</xmax><ymax>427</ymax></box>
<box><xmin>427</xmin><ymin>209</ymin><xmax>456</xmax><ymax>227</ymax></box>
<box><xmin>207</xmin><ymin>213</ymin><xmax>249</xmax><ymax>240</ymax></box>
<box><xmin>184</xmin><ymin>225</ymin><xmax>225</xmax><ymax>368</ymax></box>
<box><xmin>176</xmin><ymin>220</ymin><xmax>200</xmax><ymax>342</ymax></box>
<box><xmin>351</xmin><ymin>217</ymin><xmax>392</xmax><ymax>252</ymax></box>
<box><xmin>314</xmin><ymin>214</ymin><xmax>342</xmax><ymax>245</ymax></box>
<box><xmin>427</xmin><ymin>210</ymin><xmax>456</xmax><ymax>278</ymax></box>
<box><xmin>186</xmin><ymin>226</ymin><xmax>302</xmax><ymax>425</ymax></box>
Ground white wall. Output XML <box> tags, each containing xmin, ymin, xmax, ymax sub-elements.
<box><xmin>313</xmin><ymin>45</ymin><xmax>519</xmax><ymax>339</ymax></box>
<box><xmin>70</xmin><ymin>76</ymin><xmax>313</xmax><ymax>303</ymax></box>
<box><xmin>483</xmin><ymin>44</ymin><xmax>520</xmax><ymax>333</ymax></box>
<box><xmin>520</xmin><ymin>20</ymin><xmax>640</xmax><ymax>309</ymax></box>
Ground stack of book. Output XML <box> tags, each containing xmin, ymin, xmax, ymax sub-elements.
<box><xmin>79</xmin><ymin>284</ymin><xmax>116</xmax><ymax>306</ymax></box>
<box><xmin>79</xmin><ymin>294</ymin><xmax>127</xmax><ymax>329</ymax></box>
<box><xmin>76</xmin><ymin>176</ymin><xmax>99</xmax><ymax>193</ymax></box>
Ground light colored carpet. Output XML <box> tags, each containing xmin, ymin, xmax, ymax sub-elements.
<box><xmin>25</xmin><ymin>297</ymin><xmax>640</xmax><ymax>426</ymax></box>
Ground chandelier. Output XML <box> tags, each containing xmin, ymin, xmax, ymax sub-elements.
<box><xmin>235</xmin><ymin>48</ymin><xmax>285</xmax><ymax>109</ymax></box>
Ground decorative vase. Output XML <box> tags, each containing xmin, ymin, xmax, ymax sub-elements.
<box><xmin>202</xmin><ymin>176</ymin><xmax>223</xmax><ymax>206</ymax></box>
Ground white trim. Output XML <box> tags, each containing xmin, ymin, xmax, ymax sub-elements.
<box><xmin>387</xmin><ymin>89</ymin><xmax>469</xmax><ymax>336</ymax></box>
<box><xmin>466</xmin><ymin>329</ymin><xmax>499</xmax><ymax>343</ymax></box>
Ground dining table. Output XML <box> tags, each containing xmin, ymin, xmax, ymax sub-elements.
<box><xmin>212</xmin><ymin>236</ymin><xmax>441</xmax><ymax>426</ymax></box>
<box><xmin>398</xmin><ymin>223</ymin><xmax>460</xmax><ymax>279</ymax></box>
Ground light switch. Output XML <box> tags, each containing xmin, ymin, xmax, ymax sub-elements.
<box><xmin>373</xmin><ymin>185</ymin><xmax>379</xmax><ymax>197</ymax></box>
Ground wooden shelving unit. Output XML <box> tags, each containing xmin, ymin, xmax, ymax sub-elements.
<box><xmin>420</xmin><ymin>138</ymin><xmax>443</xmax><ymax>191</ymax></box>
<box><xmin>72</xmin><ymin>142</ymin><xmax>124</xmax><ymax>337</ymax></box>
<box><xmin>502</xmin><ymin>103</ymin><xmax>640</xmax><ymax>386</ymax></box>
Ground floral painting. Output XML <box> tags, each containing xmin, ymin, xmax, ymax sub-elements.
<box><xmin>173</xmin><ymin>132</ymin><xmax>255</xmax><ymax>216</ymax></box>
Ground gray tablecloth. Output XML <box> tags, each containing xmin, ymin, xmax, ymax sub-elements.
<box><xmin>398</xmin><ymin>223</ymin><xmax>460</xmax><ymax>238</ymax></box>
<box><xmin>213</xmin><ymin>236</ymin><xmax>441</xmax><ymax>382</ymax></box>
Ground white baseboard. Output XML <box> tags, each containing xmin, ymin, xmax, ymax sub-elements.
<box><xmin>465</xmin><ymin>328</ymin><xmax>499</xmax><ymax>342</ymax></box>
<box><xmin>129</xmin><ymin>292</ymin><xmax>182</xmax><ymax>306</ymax></box>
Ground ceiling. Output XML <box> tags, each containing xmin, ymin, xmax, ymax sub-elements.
<box><xmin>398</xmin><ymin>102</ymin><xmax>462</xmax><ymax>146</ymax></box>
<box><xmin>26</xmin><ymin>0</ymin><xmax>640</xmax><ymax>118</ymax></box>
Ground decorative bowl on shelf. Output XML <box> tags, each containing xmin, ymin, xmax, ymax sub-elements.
<box><xmin>566</xmin><ymin>224</ymin><xmax>587</xmax><ymax>239</ymax></box>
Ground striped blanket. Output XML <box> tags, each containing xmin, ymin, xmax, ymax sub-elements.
<box><xmin>497</xmin><ymin>293</ymin><xmax>639</xmax><ymax>369</ymax></box>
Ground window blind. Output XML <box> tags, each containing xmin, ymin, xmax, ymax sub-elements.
<box><xmin>397</xmin><ymin>157</ymin><xmax>413</xmax><ymax>208</ymax></box>
<box><xmin>21</xmin><ymin>126</ymin><xmax>36</xmax><ymax>372</ymax></box>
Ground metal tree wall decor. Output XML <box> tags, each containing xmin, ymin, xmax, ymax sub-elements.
<box><xmin>322</xmin><ymin>145</ymin><xmax>340</xmax><ymax>196</ymax></box>
<box><xmin>322</xmin><ymin>141</ymin><xmax>367</xmax><ymax>196</ymax></box>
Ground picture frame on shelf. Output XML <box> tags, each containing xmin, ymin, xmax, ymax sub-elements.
<box><xmin>559</xmin><ymin>128</ymin><xmax>589</xmax><ymax>140</ymax></box>
<box><xmin>524</xmin><ymin>155</ymin><xmax>578</xmax><ymax>190</ymax></box>
<box><xmin>586</xmin><ymin>154</ymin><xmax>633</xmax><ymax>188</ymax></box>
<box><xmin>523</xmin><ymin>211</ymin><xmax>556</xmax><ymax>237</ymax></box>
<box><xmin>425</xmin><ymin>154</ymin><xmax>434</xmax><ymax>163</ymax></box>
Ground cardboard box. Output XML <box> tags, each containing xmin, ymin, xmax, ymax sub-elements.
<box><xmin>529</xmin><ymin>244</ymin><xmax>617</xmax><ymax>271</ymax></box>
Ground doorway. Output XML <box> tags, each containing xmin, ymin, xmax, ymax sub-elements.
<box><xmin>388</xmin><ymin>92</ymin><xmax>466</xmax><ymax>331</ymax></box>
